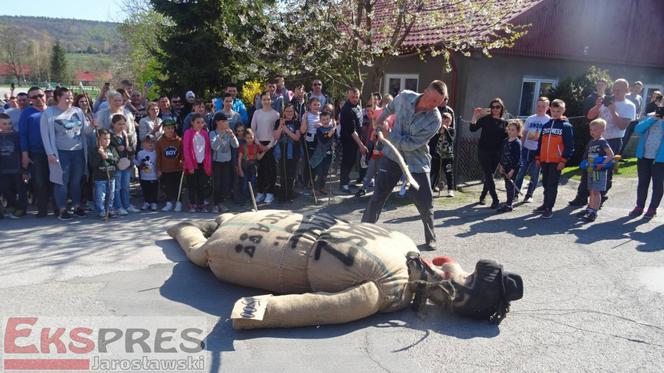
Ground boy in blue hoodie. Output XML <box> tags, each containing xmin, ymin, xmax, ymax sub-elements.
<box><xmin>0</xmin><ymin>113</ymin><xmax>26</xmax><ymax>218</ymax></box>
<box><xmin>534</xmin><ymin>99</ymin><xmax>574</xmax><ymax>219</ymax></box>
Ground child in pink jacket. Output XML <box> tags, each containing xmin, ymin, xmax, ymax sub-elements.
<box><xmin>183</xmin><ymin>113</ymin><xmax>212</xmax><ymax>212</ymax></box>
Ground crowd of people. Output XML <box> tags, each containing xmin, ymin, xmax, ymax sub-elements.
<box><xmin>0</xmin><ymin>76</ymin><xmax>662</xmax><ymax>237</ymax></box>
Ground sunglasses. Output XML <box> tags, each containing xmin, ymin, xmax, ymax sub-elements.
<box><xmin>490</xmin><ymin>105</ymin><xmax>502</xmax><ymax>109</ymax></box>
<box><xmin>29</xmin><ymin>94</ymin><xmax>45</xmax><ymax>99</ymax></box>
<box><xmin>313</xmin><ymin>83</ymin><xmax>322</xmax><ymax>86</ymax></box>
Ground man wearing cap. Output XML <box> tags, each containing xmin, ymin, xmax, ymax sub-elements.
<box><xmin>620</xmin><ymin>81</ymin><xmax>644</xmax><ymax>155</ymax></box>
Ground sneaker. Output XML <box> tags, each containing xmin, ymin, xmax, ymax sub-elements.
<box><xmin>98</xmin><ymin>211</ymin><xmax>106</xmax><ymax>219</ymax></box>
<box><xmin>150</xmin><ymin>203</ymin><xmax>158</xmax><ymax>211</ymax></box>
<box><xmin>117</xmin><ymin>208</ymin><xmax>128</xmax><ymax>216</ymax></box>
<box><xmin>644</xmin><ymin>208</ymin><xmax>657</xmax><ymax>219</ymax></box>
<box><xmin>256</xmin><ymin>193</ymin><xmax>266</xmax><ymax>203</ymax></box>
<box><xmin>218</xmin><ymin>203</ymin><xmax>229</xmax><ymax>213</ymax></box>
<box><xmin>13</xmin><ymin>209</ymin><xmax>26</xmax><ymax>217</ymax></box>
<box><xmin>340</xmin><ymin>185</ymin><xmax>352</xmax><ymax>194</ymax></box>
<box><xmin>127</xmin><ymin>205</ymin><xmax>140</xmax><ymax>213</ymax></box>
<box><xmin>432</xmin><ymin>186</ymin><xmax>440</xmax><ymax>193</ymax></box>
<box><xmin>141</xmin><ymin>202</ymin><xmax>150</xmax><ymax>210</ymax></box>
<box><xmin>189</xmin><ymin>205</ymin><xmax>197</xmax><ymax>213</ymax></box>
<box><xmin>576</xmin><ymin>209</ymin><xmax>589</xmax><ymax>218</ymax></box>
<box><xmin>582</xmin><ymin>212</ymin><xmax>597</xmax><ymax>222</ymax></box>
<box><xmin>629</xmin><ymin>207</ymin><xmax>643</xmax><ymax>217</ymax></box>
<box><xmin>497</xmin><ymin>204</ymin><xmax>513</xmax><ymax>213</ymax></box>
<box><xmin>399</xmin><ymin>184</ymin><xmax>408</xmax><ymax>196</ymax></box>
<box><xmin>355</xmin><ymin>189</ymin><xmax>366</xmax><ymax>197</ymax></box>
<box><xmin>264</xmin><ymin>193</ymin><xmax>274</xmax><ymax>204</ymax></box>
<box><xmin>541</xmin><ymin>209</ymin><xmax>553</xmax><ymax>219</ymax></box>
<box><xmin>58</xmin><ymin>210</ymin><xmax>73</xmax><ymax>221</ymax></box>
<box><xmin>523</xmin><ymin>195</ymin><xmax>533</xmax><ymax>203</ymax></box>
<box><xmin>211</xmin><ymin>205</ymin><xmax>220</xmax><ymax>214</ymax></box>
<box><xmin>73</xmin><ymin>207</ymin><xmax>87</xmax><ymax>217</ymax></box>
<box><xmin>514</xmin><ymin>194</ymin><xmax>520</xmax><ymax>202</ymax></box>
<box><xmin>162</xmin><ymin>202</ymin><xmax>173</xmax><ymax>212</ymax></box>
<box><xmin>354</xmin><ymin>179</ymin><xmax>364</xmax><ymax>186</ymax></box>
<box><xmin>534</xmin><ymin>204</ymin><xmax>547</xmax><ymax>213</ymax></box>
<box><xmin>568</xmin><ymin>198</ymin><xmax>586</xmax><ymax>207</ymax></box>
<box><xmin>447</xmin><ymin>190</ymin><xmax>455</xmax><ymax>197</ymax></box>
<box><xmin>490</xmin><ymin>200</ymin><xmax>500</xmax><ymax>209</ymax></box>
<box><xmin>174</xmin><ymin>201</ymin><xmax>183</xmax><ymax>212</ymax></box>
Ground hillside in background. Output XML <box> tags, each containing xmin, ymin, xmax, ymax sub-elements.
<box><xmin>0</xmin><ymin>15</ymin><xmax>122</xmax><ymax>54</ymax></box>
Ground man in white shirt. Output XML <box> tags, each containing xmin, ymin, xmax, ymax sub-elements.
<box><xmin>587</xmin><ymin>78</ymin><xmax>636</xmax><ymax>196</ymax></box>
<box><xmin>515</xmin><ymin>97</ymin><xmax>550</xmax><ymax>202</ymax></box>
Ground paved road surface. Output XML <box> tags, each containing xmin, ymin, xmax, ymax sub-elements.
<box><xmin>1</xmin><ymin>178</ymin><xmax>662</xmax><ymax>372</ymax></box>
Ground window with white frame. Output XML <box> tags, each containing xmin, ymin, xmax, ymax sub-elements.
<box><xmin>384</xmin><ymin>74</ymin><xmax>419</xmax><ymax>97</ymax></box>
<box><xmin>518</xmin><ymin>78</ymin><xmax>557</xmax><ymax>117</ymax></box>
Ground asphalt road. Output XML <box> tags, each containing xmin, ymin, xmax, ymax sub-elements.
<box><xmin>1</xmin><ymin>178</ymin><xmax>662</xmax><ymax>372</ymax></box>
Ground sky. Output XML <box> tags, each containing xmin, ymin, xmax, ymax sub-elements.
<box><xmin>0</xmin><ymin>0</ymin><xmax>127</xmax><ymax>22</ymax></box>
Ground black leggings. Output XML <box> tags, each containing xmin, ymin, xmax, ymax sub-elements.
<box><xmin>636</xmin><ymin>158</ymin><xmax>664</xmax><ymax>210</ymax></box>
<box><xmin>187</xmin><ymin>164</ymin><xmax>210</xmax><ymax>206</ymax></box>
<box><xmin>160</xmin><ymin>171</ymin><xmax>181</xmax><ymax>203</ymax></box>
<box><xmin>478</xmin><ymin>149</ymin><xmax>500</xmax><ymax>201</ymax></box>
<box><xmin>257</xmin><ymin>142</ymin><xmax>277</xmax><ymax>194</ymax></box>
<box><xmin>431</xmin><ymin>157</ymin><xmax>454</xmax><ymax>190</ymax></box>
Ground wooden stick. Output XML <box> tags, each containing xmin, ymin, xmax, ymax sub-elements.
<box><xmin>176</xmin><ymin>170</ymin><xmax>185</xmax><ymax>206</ymax></box>
<box><xmin>247</xmin><ymin>181</ymin><xmax>258</xmax><ymax>211</ymax></box>
<box><xmin>376</xmin><ymin>131</ymin><xmax>419</xmax><ymax>190</ymax></box>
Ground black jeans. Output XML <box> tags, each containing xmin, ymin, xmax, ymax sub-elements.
<box><xmin>541</xmin><ymin>163</ymin><xmax>562</xmax><ymax>210</ymax></box>
<box><xmin>277</xmin><ymin>152</ymin><xmax>299</xmax><ymax>200</ymax></box>
<box><xmin>140</xmin><ymin>179</ymin><xmax>159</xmax><ymax>204</ymax></box>
<box><xmin>212</xmin><ymin>161</ymin><xmax>233</xmax><ymax>204</ymax></box>
<box><xmin>0</xmin><ymin>173</ymin><xmax>26</xmax><ymax>211</ymax></box>
<box><xmin>257</xmin><ymin>142</ymin><xmax>276</xmax><ymax>194</ymax></box>
<box><xmin>431</xmin><ymin>157</ymin><xmax>454</xmax><ymax>190</ymax></box>
<box><xmin>187</xmin><ymin>163</ymin><xmax>210</xmax><ymax>206</ymax></box>
<box><xmin>636</xmin><ymin>158</ymin><xmax>664</xmax><ymax>210</ymax></box>
<box><xmin>619</xmin><ymin>121</ymin><xmax>638</xmax><ymax>155</ymax></box>
<box><xmin>503</xmin><ymin>166</ymin><xmax>520</xmax><ymax>206</ymax></box>
<box><xmin>340</xmin><ymin>137</ymin><xmax>358</xmax><ymax>187</ymax></box>
<box><xmin>160</xmin><ymin>171</ymin><xmax>181</xmax><ymax>203</ymax></box>
<box><xmin>478</xmin><ymin>149</ymin><xmax>500</xmax><ymax>202</ymax></box>
<box><xmin>31</xmin><ymin>152</ymin><xmax>52</xmax><ymax>214</ymax></box>
<box><xmin>361</xmin><ymin>157</ymin><xmax>436</xmax><ymax>245</ymax></box>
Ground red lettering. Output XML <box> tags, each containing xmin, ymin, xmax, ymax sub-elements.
<box><xmin>4</xmin><ymin>317</ymin><xmax>38</xmax><ymax>353</ymax></box>
<box><xmin>69</xmin><ymin>328</ymin><xmax>95</xmax><ymax>354</ymax></box>
<box><xmin>40</xmin><ymin>328</ymin><xmax>66</xmax><ymax>353</ymax></box>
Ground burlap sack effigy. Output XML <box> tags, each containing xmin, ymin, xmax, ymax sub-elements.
<box><xmin>168</xmin><ymin>210</ymin><xmax>419</xmax><ymax>330</ymax></box>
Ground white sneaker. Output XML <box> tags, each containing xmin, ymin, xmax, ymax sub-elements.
<box><xmin>161</xmin><ymin>202</ymin><xmax>173</xmax><ymax>211</ymax></box>
<box><xmin>399</xmin><ymin>184</ymin><xmax>408</xmax><ymax>196</ymax></box>
<box><xmin>141</xmin><ymin>202</ymin><xmax>150</xmax><ymax>210</ymax></box>
<box><xmin>118</xmin><ymin>208</ymin><xmax>129</xmax><ymax>216</ymax></box>
<box><xmin>265</xmin><ymin>193</ymin><xmax>274</xmax><ymax>204</ymax></box>
<box><xmin>447</xmin><ymin>190</ymin><xmax>455</xmax><ymax>197</ymax></box>
<box><xmin>127</xmin><ymin>205</ymin><xmax>140</xmax><ymax>213</ymax></box>
<box><xmin>256</xmin><ymin>193</ymin><xmax>266</xmax><ymax>203</ymax></box>
<box><xmin>523</xmin><ymin>196</ymin><xmax>533</xmax><ymax>203</ymax></box>
<box><xmin>150</xmin><ymin>203</ymin><xmax>158</xmax><ymax>211</ymax></box>
<box><xmin>174</xmin><ymin>201</ymin><xmax>183</xmax><ymax>212</ymax></box>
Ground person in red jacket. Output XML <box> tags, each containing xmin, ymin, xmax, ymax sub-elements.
<box><xmin>535</xmin><ymin>99</ymin><xmax>575</xmax><ymax>219</ymax></box>
<box><xmin>183</xmin><ymin>113</ymin><xmax>212</xmax><ymax>212</ymax></box>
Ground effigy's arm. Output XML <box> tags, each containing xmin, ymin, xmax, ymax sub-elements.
<box><xmin>167</xmin><ymin>221</ymin><xmax>218</xmax><ymax>267</ymax></box>
<box><xmin>232</xmin><ymin>281</ymin><xmax>382</xmax><ymax>330</ymax></box>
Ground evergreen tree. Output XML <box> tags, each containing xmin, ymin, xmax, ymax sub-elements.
<box><xmin>50</xmin><ymin>41</ymin><xmax>68</xmax><ymax>83</ymax></box>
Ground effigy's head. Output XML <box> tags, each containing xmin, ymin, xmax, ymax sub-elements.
<box><xmin>406</xmin><ymin>253</ymin><xmax>523</xmax><ymax>324</ymax></box>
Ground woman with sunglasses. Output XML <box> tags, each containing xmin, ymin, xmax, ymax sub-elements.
<box><xmin>470</xmin><ymin>98</ymin><xmax>508</xmax><ymax>208</ymax></box>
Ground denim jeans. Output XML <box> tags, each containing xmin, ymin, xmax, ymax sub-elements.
<box><xmin>515</xmin><ymin>148</ymin><xmax>540</xmax><ymax>197</ymax></box>
<box><xmin>53</xmin><ymin>149</ymin><xmax>85</xmax><ymax>209</ymax></box>
<box><xmin>113</xmin><ymin>168</ymin><xmax>131</xmax><ymax>209</ymax></box>
<box><xmin>95</xmin><ymin>179</ymin><xmax>116</xmax><ymax>213</ymax></box>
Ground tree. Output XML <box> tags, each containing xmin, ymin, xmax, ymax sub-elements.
<box><xmin>0</xmin><ymin>26</ymin><xmax>27</xmax><ymax>83</ymax></box>
<box><xmin>270</xmin><ymin>0</ymin><xmax>531</xmax><ymax>93</ymax></box>
<box><xmin>149</xmin><ymin>0</ymin><xmax>275</xmax><ymax>97</ymax></box>
<box><xmin>50</xmin><ymin>41</ymin><xmax>68</xmax><ymax>83</ymax></box>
